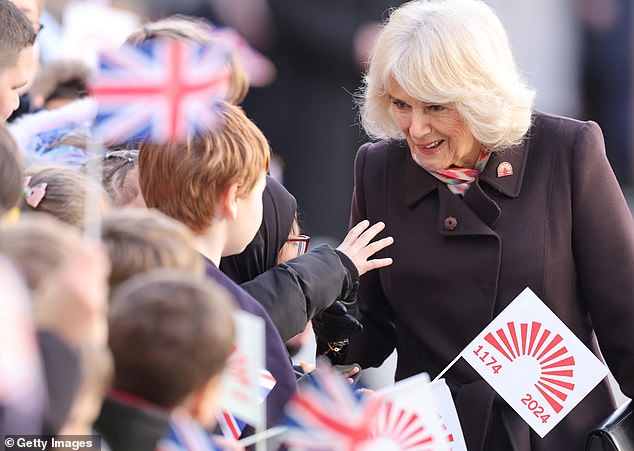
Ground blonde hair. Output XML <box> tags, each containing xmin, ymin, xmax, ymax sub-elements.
<box><xmin>126</xmin><ymin>15</ymin><xmax>249</xmax><ymax>104</ymax></box>
<box><xmin>0</xmin><ymin>122</ymin><xmax>24</xmax><ymax>216</ymax></box>
<box><xmin>21</xmin><ymin>163</ymin><xmax>108</xmax><ymax>229</ymax></box>
<box><xmin>0</xmin><ymin>213</ymin><xmax>83</xmax><ymax>291</ymax></box>
<box><xmin>102</xmin><ymin>207</ymin><xmax>204</xmax><ymax>293</ymax></box>
<box><xmin>360</xmin><ymin>0</ymin><xmax>535</xmax><ymax>149</ymax></box>
<box><xmin>138</xmin><ymin>101</ymin><xmax>270</xmax><ymax>235</ymax></box>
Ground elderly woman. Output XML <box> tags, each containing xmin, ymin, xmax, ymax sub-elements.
<box><xmin>344</xmin><ymin>0</ymin><xmax>634</xmax><ymax>449</ymax></box>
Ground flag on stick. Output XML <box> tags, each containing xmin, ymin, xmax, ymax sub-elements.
<box><xmin>284</xmin><ymin>363</ymin><xmax>450</xmax><ymax>450</ymax></box>
<box><xmin>375</xmin><ymin>373</ymin><xmax>449</xmax><ymax>451</ymax></box>
<box><xmin>90</xmin><ymin>38</ymin><xmax>232</xmax><ymax>144</ymax></box>
<box><xmin>427</xmin><ymin>379</ymin><xmax>467</xmax><ymax>451</ymax></box>
<box><xmin>217</xmin><ymin>310</ymin><xmax>269</xmax><ymax>433</ymax></box>
<box><xmin>217</xmin><ymin>369</ymin><xmax>276</xmax><ymax>440</ymax></box>
<box><xmin>460</xmin><ymin>287</ymin><xmax>608</xmax><ymax>437</ymax></box>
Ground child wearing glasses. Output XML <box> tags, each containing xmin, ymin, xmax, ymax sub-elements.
<box><xmin>220</xmin><ymin>175</ymin><xmax>394</xmax><ymax>361</ymax></box>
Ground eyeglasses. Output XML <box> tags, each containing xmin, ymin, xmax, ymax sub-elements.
<box><xmin>287</xmin><ymin>235</ymin><xmax>310</xmax><ymax>256</ymax></box>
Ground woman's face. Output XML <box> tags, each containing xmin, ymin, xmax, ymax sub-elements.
<box><xmin>389</xmin><ymin>80</ymin><xmax>481</xmax><ymax>171</ymax></box>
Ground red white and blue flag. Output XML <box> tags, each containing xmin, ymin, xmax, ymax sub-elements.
<box><xmin>283</xmin><ymin>364</ymin><xmax>448</xmax><ymax>451</ymax></box>
<box><xmin>90</xmin><ymin>38</ymin><xmax>232</xmax><ymax>144</ymax></box>
<box><xmin>217</xmin><ymin>369</ymin><xmax>276</xmax><ymax>441</ymax></box>
<box><xmin>283</xmin><ymin>363</ymin><xmax>382</xmax><ymax>451</ymax></box>
<box><xmin>157</xmin><ymin>408</ymin><xmax>221</xmax><ymax>451</ymax></box>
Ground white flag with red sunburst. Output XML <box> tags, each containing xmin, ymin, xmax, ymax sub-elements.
<box><xmin>217</xmin><ymin>310</ymin><xmax>267</xmax><ymax>428</ymax></box>
<box><xmin>374</xmin><ymin>372</ymin><xmax>451</xmax><ymax>451</ymax></box>
<box><xmin>284</xmin><ymin>366</ymin><xmax>450</xmax><ymax>451</ymax></box>
<box><xmin>460</xmin><ymin>287</ymin><xmax>608</xmax><ymax>437</ymax></box>
<box><xmin>428</xmin><ymin>379</ymin><xmax>467</xmax><ymax>451</ymax></box>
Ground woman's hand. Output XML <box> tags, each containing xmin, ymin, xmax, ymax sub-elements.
<box><xmin>336</xmin><ymin>220</ymin><xmax>393</xmax><ymax>276</ymax></box>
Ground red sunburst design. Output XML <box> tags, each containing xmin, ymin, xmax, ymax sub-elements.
<box><xmin>368</xmin><ymin>400</ymin><xmax>436</xmax><ymax>450</ymax></box>
<box><xmin>483</xmin><ymin>321</ymin><xmax>576</xmax><ymax>413</ymax></box>
<box><xmin>438</xmin><ymin>414</ymin><xmax>456</xmax><ymax>448</ymax></box>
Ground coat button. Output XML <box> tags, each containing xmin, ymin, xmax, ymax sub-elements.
<box><xmin>443</xmin><ymin>216</ymin><xmax>458</xmax><ymax>231</ymax></box>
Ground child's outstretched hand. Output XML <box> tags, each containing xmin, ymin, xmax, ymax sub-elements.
<box><xmin>336</xmin><ymin>220</ymin><xmax>393</xmax><ymax>276</ymax></box>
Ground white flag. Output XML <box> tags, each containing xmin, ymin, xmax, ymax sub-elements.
<box><xmin>461</xmin><ymin>287</ymin><xmax>608</xmax><ymax>437</ymax></box>
<box><xmin>428</xmin><ymin>379</ymin><xmax>468</xmax><ymax>451</ymax></box>
<box><xmin>217</xmin><ymin>310</ymin><xmax>266</xmax><ymax>427</ymax></box>
<box><xmin>374</xmin><ymin>373</ymin><xmax>450</xmax><ymax>451</ymax></box>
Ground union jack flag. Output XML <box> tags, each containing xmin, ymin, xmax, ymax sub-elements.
<box><xmin>156</xmin><ymin>408</ymin><xmax>221</xmax><ymax>451</ymax></box>
<box><xmin>283</xmin><ymin>363</ymin><xmax>448</xmax><ymax>451</ymax></box>
<box><xmin>217</xmin><ymin>369</ymin><xmax>276</xmax><ymax>441</ymax></box>
<box><xmin>90</xmin><ymin>38</ymin><xmax>232</xmax><ymax>144</ymax></box>
<box><xmin>282</xmin><ymin>363</ymin><xmax>382</xmax><ymax>451</ymax></box>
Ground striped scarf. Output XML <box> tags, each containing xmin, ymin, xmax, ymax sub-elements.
<box><xmin>425</xmin><ymin>146</ymin><xmax>492</xmax><ymax>196</ymax></box>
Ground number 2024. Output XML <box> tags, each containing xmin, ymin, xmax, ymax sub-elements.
<box><xmin>521</xmin><ymin>393</ymin><xmax>551</xmax><ymax>423</ymax></box>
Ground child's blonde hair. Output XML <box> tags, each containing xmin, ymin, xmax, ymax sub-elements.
<box><xmin>22</xmin><ymin>163</ymin><xmax>108</xmax><ymax>229</ymax></box>
<box><xmin>102</xmin><ymin>207</ymin><xmax>203</xmax><ymax>293</ymax></box>
<box><xmin>0</xmin><ymin>213</ymin><xmax>83</xmax><ymax>290</ymax></box>
<box><xmin>0</xmin><ymin>122</ymin><xmax>24</xmax><ymax>216</ymax></box>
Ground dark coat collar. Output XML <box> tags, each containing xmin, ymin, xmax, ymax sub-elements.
<box><xmin>405</xmin><ymin>136</ymin><xmax>530</xmax><ymax>207</ymax></box>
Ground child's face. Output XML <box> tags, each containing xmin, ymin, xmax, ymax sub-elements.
<box><xmin>277</xmin><ymin>218</ymin><xmax>301</xmax><ymax>264</ymax></box>
<box><xmin>0</xmin><ymin>46</ymin><xmax>34</xmax><ymax>120</ymax></box>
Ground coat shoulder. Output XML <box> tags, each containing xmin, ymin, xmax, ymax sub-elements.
<box><xmin>355</xmin><ymin>139</ymin><xmax>408</xmax><ymax>169</ymax></box>
<box><xmin>359</xmin><ymin>138</ymin><xmax>407</xmax><ymax>154</ymax></box>
<box><xmin>530</xmin><ymin>110</ymin><xmax>603</xmax><ymax>143</ymax></box>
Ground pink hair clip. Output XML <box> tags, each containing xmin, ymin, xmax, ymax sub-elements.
<box><xmin>23</xmin><ymin>176</ymin><xmax>47</xmax><ymax>208</ymax></box>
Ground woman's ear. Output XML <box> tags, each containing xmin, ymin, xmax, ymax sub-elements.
<box><xmin>220</xmin><ymin>182</ymin><xmax>240</xmax><ymax>220</ymax></box>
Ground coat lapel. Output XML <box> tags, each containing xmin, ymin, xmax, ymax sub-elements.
<box><xmin>405</xmin><ymin>137</ymin><xmax>530</xmax><ymax>207</ymax></box>
<box><xmin>404</xmin><ymin>143</ymin><xmax>438</xmax><ymax>208</ymax></box>
<box><xmin>479</xmin><ymin>140</ymin><xmax>529</xmax><ymax>198</ymax></box>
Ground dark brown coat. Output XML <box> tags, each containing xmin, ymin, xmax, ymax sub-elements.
<box><xmin>346</xmin><ymin>111</ymin><xmax>634</xmax><ymax>450</ymax></box>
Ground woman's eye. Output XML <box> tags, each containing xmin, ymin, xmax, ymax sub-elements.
<box><xmin>391</xmin><ymin>99</ymin><xmax>409</xmax><ymax>110</ymax></box>
<box><xmin>427</xmin><ymin>104</ymin><xmax>445</xmax><ymax>112</ymax></box>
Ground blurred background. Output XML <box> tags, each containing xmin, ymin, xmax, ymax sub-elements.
<box><xmin>27</xmin><ymin>0</ymin><xmax>634</xmax><ymax>246</ymax></box>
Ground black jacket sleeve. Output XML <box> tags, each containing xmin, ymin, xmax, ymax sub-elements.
<box><xmin>240</xmin><ymin>244</ymin><xmax>358</xmax><ymax>341</ymax></box>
